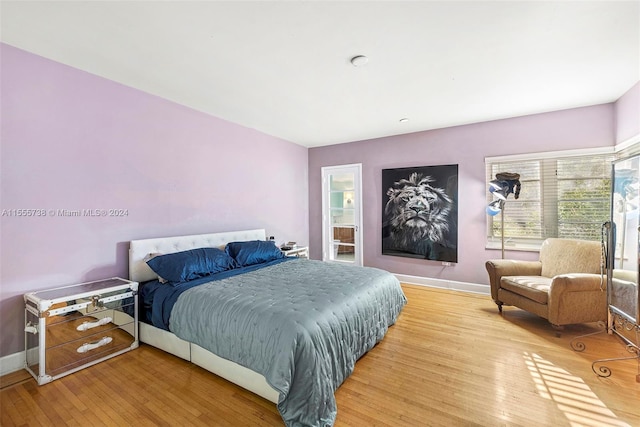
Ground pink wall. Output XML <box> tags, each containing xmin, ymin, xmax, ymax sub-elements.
<box><xmin>614</xmin><ymin>81</ymin><xmax>640</xmax><ymax>144</ymax></box>
<box><xmin>0</xmin><ymin>44</ymin><xmax>309</xmax><ymax>357</ymax></box>
<box><xmin>309</xmin><ymin>104</ymin><xmax>616</xmax><ymax>286</ymax></box>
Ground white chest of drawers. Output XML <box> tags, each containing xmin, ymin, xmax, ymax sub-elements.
<box><xmin>24</xmin><ymin>277</ymin><xmax>138</xmax><ymax>385</ymax></box>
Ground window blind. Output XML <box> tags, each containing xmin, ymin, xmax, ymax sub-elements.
<box><xmin>486</xmin><ymin>150</ymin><xmax>616</xmax><ymax>245</ymax></box>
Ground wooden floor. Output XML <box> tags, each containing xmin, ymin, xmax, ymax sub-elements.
<box><xmin>2</xmin><ymin>284</ymin><xmax>639</xmax><ymax>426</ymax></box>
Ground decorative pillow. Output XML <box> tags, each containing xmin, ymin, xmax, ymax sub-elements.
<box><xmin>146</xmin><ymin>247</ymin><xmax>238</xmax><ymax>284</ymax></box>
<box><xmin>225</xmin><ymin>240</ymin><xmax>285</xmax><ymax>267</ymax></box>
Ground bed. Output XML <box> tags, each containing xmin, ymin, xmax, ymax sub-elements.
<box><xmin>129</xmin><ymin>229</ymin><xmax>406</xmax><ymax>426</ymax></box>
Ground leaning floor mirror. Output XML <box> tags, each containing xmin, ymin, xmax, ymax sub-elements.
<box><xmin>607</xmin><ymin>155</ymin><xmax>640</xmax><ymax>374</ymax></box>
<box><xmin>571</xmin><ymin>155</ymin><xmax>640</xmax><ymax>381</ymax></box>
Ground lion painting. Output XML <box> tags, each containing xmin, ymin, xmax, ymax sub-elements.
<box><xmin>382</xmin><ymin>170</ymin><xmax>457</xmax><ymax>262</ymax></box>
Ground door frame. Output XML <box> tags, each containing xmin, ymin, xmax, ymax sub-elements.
<box><xmin>321</xmin><ymin>163</ymin><xmax>363</xmax><ymax>266</ymax></box>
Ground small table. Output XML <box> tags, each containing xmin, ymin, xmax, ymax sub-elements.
<box><xmin>282</xmin><ymin>246</ymin><xmax>309</xmax><ymax>259</ymax></box>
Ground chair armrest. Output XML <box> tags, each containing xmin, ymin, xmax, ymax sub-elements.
<box><xmin>485</xmin><ymin>260</ymin><xmax>542</xmax><ymax>302</ymax></box>
<box><xmin>549</xmin><ymin>273</ymin><xmax>606</xmax><ymax>294</ymax></box>
<box><xmin>548</xmin><ymin>273</ymin><xmax>607</xmax><ymax>324</ymax></box>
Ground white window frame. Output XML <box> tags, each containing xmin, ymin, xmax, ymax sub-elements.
<box><xmin>485</xmin><ymin>146</ymin><xmax>616</xmax><ymax>252</ymax></box>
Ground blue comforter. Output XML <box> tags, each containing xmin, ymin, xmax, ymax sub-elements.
<box><xmin>156</xmin><ymin>259</ymin><xmax>406</xmax><ymax>426</ymax></box>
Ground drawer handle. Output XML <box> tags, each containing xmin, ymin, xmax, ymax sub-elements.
<box><xmin>76</xmin><ymin>317</ymin><xmax>112</xmax><ymax>331</ymax></box>
<box><xmin>24</xmin><ymin>322</ymin><xmax>39</xmax><ymax>334</ymax></box>
<box><xmin>77</xmin><ymin>337</ymin><xmax>112</xmax><ymax>353</ymax></box>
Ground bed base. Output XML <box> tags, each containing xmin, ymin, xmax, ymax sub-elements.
<box><xmin>130</xmin><ymin>229</ymin><xmax>279</xmax><ymax>404</ymax></box>
<box><xmin>139</xmin><ymin>322</ymin><xmax>279</xmax><ymax>403</ymax></box>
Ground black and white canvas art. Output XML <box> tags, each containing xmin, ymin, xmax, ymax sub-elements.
<box><xmin>382</xmin><ymin>165</ymin><xmax>458</xmax><ymax>262</ymax></box>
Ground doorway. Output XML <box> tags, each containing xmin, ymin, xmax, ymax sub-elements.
<box><xmin>321</xmin><ymin>164</ymin><xmax>363</xmax><ymax>266</ymax></box>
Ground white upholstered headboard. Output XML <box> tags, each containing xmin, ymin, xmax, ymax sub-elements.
<box><xmin>129</xmin><ymin>229</ymin><xmax>266</xmax><ymax>283</ymax></box>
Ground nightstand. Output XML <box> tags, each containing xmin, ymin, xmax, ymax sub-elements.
<box><xmin>282</xmin><ymin>246</ymin><xmax>309</xmax><ymax>259</ymax></box>
<box><xmin>24</xmin><ymin>277</ymin><xmax>138</xmax><ymax>385</ymax></box>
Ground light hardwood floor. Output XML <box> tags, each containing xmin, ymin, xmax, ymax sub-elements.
<box><xmin>2</xmin><ymin>284</ymin><xmax>639</xmax><ymax>426</ymax></box>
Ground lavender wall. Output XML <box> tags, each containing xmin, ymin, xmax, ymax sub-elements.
<box><xmin>309</xmin><ymin>104</ymin><xmax>616</xmax><ymax>286</ymax></box>
<box><xmin>614</xmin><ymin>81</ymin><xmax>640</xmax><ymax>144</ymax></box>
<box><xmin>0</xmin><ymin>44</ymin><xmax>309</xmax><ymax>357</ymax></box>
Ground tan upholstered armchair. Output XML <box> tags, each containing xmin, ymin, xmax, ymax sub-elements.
<box><xmin>485</xmin><ymin>238</ymin><xmax>607</xmax><ymax>327</ymax></box>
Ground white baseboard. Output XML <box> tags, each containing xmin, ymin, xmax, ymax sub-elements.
<box><xmin>394</xmin><ymin>273</ymin><xmax>490</xmax><ymax>296</ymax></box>
<box><xmin>0</xmin><ymin>351</ymin><xmax>25</xmax><ymax>376</ymax></box>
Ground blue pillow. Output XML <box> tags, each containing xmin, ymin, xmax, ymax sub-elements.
<box><xmin>146</xmin><ymin>247</ymin><xmax>238</xmax><ymax>284</ymax></box>
<box><xmin>225</xmin><ymin>240</ymin><xmax>285</xmax><ymax>267</ymax></box>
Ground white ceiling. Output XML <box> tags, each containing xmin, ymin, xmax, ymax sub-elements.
<box><xmin>1</xmin><ymin>1</ymin><xmax>639</xmax><ymax>147</ymax></box>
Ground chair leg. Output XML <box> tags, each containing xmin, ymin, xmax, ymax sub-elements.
<box><xmin>552</xmin><ymin>324</ymin><xmax>564</xmax><ymax>337</ymax></box>
<box><xmin>496</xmin><ymin>302</ymin><xmax>503</xmax><ymax>314</ymax></box>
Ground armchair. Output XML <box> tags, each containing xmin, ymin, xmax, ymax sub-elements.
<box><xmin>485</xmin><ymin>238</ymin><xmax>607</xmax><ymax>327</ymax></box>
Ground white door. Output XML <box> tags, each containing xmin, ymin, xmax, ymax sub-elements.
<box><xmin>321</xmin><ymin>164</ymin><xmax>363</xmax><ymax>266</ymax></box>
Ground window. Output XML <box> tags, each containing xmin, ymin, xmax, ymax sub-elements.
<box><xmin>486</xmin><ymin>148</ymin><xmax>616</xmax><ymax>249</ymax></box>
